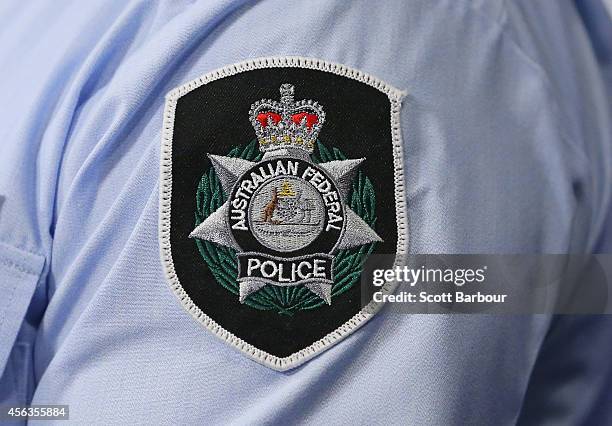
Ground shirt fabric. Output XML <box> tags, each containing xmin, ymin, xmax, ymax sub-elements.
<box><xmin>0</xmin><ymin>1</ymin><xmax>611</xmax><ymax>424</ymax></box>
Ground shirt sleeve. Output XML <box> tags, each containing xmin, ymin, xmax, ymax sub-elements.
<box><xmin>0</xmin><ymin>0</ymin><xmax>126</xmax><ymax>408</ymax></box>
<box><xmin>0</xmin><ymin>14</ymin><xmax>50</xmax><ymax>405</ymax></box>
<box><xmin>0</xmin><ymin>244</ymin><xmax>44</xmax><ymax>396</ymax></box>
<box><xmin>0</xmin><ymin>7</ymin><xmax>54</xmax><ymax>403</ymax></box>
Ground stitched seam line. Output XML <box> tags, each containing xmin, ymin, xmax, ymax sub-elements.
<box><xmin>0</xmin><ymin>284</ymin><xmax>19</xmax><ymax>351</ymax></box>
<box><xmin>0</xmin><ymin>240</ymin><xmax>43</xmax><ymax>257</ymax></box>
<box><xmin>0</xmin><ymin>258</ymin><xmax>38</xmax><ymax>276</ymax></box>
<box><xmin>0</xmin><ymin>254</ymin><xmax>37</xmax><ymax>342</ymax></box>
<box><xmin>159</xmin><ymin>56</ymin><xmax>409</xmax><ymax>371</ymax></box>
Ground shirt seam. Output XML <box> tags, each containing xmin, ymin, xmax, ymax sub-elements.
<box><xmin>0</xmin><ymin>258</ymin><xmax>39</xmax><ymax>277</ymax></box>
<box><xmin>0</xmin><ymin>283</ymin><xmax>18</xmax><ymax>350</ymax></box>
<box><xmin>0</xmin><ymin>239</ymin><xmax>45</xmax><ymax>257</ymax></box>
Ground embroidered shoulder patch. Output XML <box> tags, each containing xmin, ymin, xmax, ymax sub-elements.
<box><xmin>159</xmin><ymin>58</ymin><xmax>407</xmax><ymax>370</ymax></box>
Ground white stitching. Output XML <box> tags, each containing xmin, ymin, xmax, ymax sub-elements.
<box><xmin>0</xmin><ymin>258</ymin><xmax>38</xmax><ymax>276</ymax></box>
<box><xmin>159</xmin><ymin>56</ymin><xmax>408</xmax><ymax>371</ymax></box>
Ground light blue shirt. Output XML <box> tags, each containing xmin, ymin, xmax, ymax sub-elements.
<box><xmin>1</xmin><ymin>1</ymin><xmax>611</xmax><ymax>424</ymax></box>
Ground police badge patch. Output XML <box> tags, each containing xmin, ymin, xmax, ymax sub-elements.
<box><xmin>160</xmin><ymin>58</ymin><xmax>407</xmax><ymax>370</ymax></box>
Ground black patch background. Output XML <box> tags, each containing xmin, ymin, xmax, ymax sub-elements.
<box><xmin>170</xmin><ymin>67</ymin><xmax>397</xmax><ymax>358</ymax></box>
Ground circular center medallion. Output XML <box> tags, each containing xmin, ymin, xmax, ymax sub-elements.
<box><xmin>248</xmin><ymin>176</ymin><xmax>325</xmax><ymax>252</ymax></box>
<box><xmin>228</xmin><ymin>157</ymin><xmax>345</xmax><ymax>256</ymax></box>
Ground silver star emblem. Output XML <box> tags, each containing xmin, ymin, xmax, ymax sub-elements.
<box><xmin>189</xmin><ymin>149</ymin><xmax>381</xmax><ymax>304</ymax></box>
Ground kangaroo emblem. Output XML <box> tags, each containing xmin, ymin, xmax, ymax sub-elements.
<box><xmin>261</xmin><ymin>187</ymin><xmax>281</xmax><ymax>224</ymax></box>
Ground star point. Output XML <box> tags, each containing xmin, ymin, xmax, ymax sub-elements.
<box><xmin>304</xmin><ymin>282</ymin><xmax>333</xmax><ymax>305</ymax></box>
<box><xmin>239</xmin><ymin>280</ymin><xmax>267</xmax><ymax>303</ymax></box>
<box><xmin>335</xmin><ymin>207</ymin><xmax>382</xmax><ymax>250</ymax></box>
<box><xmin>318</xmin><ymin>158</ymin><xmax>365</xmax><ymax>200</ymax></box>
<box><xmin>189</xmin><ymin>201</ymin><xmax>240</xmax><ymax>250</ymax></box>
<box><xmin>208</xmin><ymin>154</ymin><xmax>255</xmax><ymax>193</ymax></box>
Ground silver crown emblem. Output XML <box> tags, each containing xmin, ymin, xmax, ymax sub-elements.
<box><xmin>249</xmin><ymin>83</ymin><xmax>325</xmax><ymax>153</ymax></box>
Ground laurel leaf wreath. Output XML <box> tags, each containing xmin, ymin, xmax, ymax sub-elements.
<box><xmin>194</xmin><ymin>139</ymin><xmax>377</xmax><ymax>315</ymax></box>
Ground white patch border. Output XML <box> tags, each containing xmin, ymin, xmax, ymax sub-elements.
<box><xmin>159</xmin><ymin>57</ymin><xmax>408</xmax><ymax>371</ymax></box>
